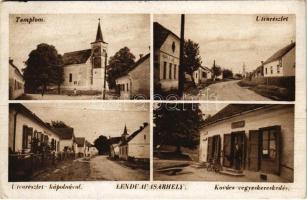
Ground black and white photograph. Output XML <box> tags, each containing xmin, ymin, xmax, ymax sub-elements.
<box><xmin>153</xmin><ymin>103</ymin><xmax>294</xmax><ymax>182</ymax></box>
<box><xmin>154</xmin><ymin>14</ymin><xmax>295</xmax><ymax>101</ymax></box>
<box><xmin>9</xmin><ymin>14</ymin><xmax>150</xmax><ymax>100</ymax></box>
<box><xmin>9</xmin><ymin>103</ymin><xmax>150</xmax><ymax>181</ymax></box>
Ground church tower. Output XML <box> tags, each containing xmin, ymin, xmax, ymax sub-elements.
<box><xmin>90</xmin><ymin>19</ymin><xmax>108</xmax><ymax>91</ymax></box>
<box><xmin>121</xmin><ymin>125</ymin><xmax>129</xmax><ymax>141</ymax></box>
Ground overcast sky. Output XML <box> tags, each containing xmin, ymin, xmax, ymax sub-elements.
<box><xmin>10</xmin><ymin>14</ymin><xmax>149</xmax><ymax>71</ymax></box>
<box><xmin>154</xmin><ymin>14</ymin><xmax>295</xmax><ymax>73</ymax></box>
<box><xmin>23</xmin><ymin>103</ymin><xmax>149</xmax><ymax>144</ymax></box>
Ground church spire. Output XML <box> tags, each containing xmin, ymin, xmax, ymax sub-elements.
<box><xmin>95</xmin><ymin>19</ymin><xmax>104</xmax><ymax>43</ymax></box>
<box><xmin>123</xmin><ymin>124</ymin><xmax>128</xmax><ymax>136</ymax></box>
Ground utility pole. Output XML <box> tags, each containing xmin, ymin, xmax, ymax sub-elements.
<box><xmin>178</xmin><ymin>14</ymin><xmax>185</xmax><ymax>98</ymax></box>
<box><xmin>103</xmin><ymin>52</ymin><xmax>107</xmax><ymax>100</ymax></box>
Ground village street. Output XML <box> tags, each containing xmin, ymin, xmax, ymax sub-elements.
<box><xmin>31</xmin><ymin>156</ymin><xmax>149</xmax><ymax>181</ymax></box>
<box><xmin>196</xmin><ymin>80</ymin><xmax>271</xmax><ymax>101</ymax></box>
<box><xmin>89</xmin><ymin>156</ymin><xmax>149</xmax><ymax>181</ymax></box>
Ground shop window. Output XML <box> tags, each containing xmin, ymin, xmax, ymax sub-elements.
<box><xmin>262</xmin><ymin>129</ymin><xmax>277</xmax><ymax>160</ymax></box>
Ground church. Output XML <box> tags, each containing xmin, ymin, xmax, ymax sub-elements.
<box><xmin>60</xmin><ymin>20</ymin><xmax>107</xmax><ymax>93</ymax></box>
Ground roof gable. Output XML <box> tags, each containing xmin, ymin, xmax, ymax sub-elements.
<box><xmin>154</xmin><ymin>22</ymin><xmax>180</xmax><ymax>51</ymax></box>
<box><xmin>54</xmin><ymin>128</ymin><xmax>74</xmax><ymax>140</ymax></box>
<box><xmin>75</xmin><ymin>137</ymin><xmax>85</xmax><ymax>147</ymax></box>
<box><xmin>117</xmin><ymin>53</ymin><xmax>150</xmax><ymax>79</ymax></box>
<box><xmin>63</xmin><ymin>49</ymin><xmax>92</xmax><ymax>65</ymax></box>
<box><xmin>264</xmin><ymin>42</ymin><xmax>295</xmax><ymax>65</ymax></box>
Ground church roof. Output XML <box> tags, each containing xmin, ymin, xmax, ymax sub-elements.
<box><xmin>263</xmin><ymin>42</ymin><xmax>295</xmax><ymax>65</ymax></box>
<box><xmin>63</xmin><ymin>49</ymin><xmax>92</xmax><ymax>66</ymax></box>
<box><xmin>154</xmin><ymin>22</ymin><xmax>180</xmax><ymax>51</ymax></box>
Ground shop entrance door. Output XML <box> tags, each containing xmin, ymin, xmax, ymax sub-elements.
<box><xmin>230</xmin><ymin>131</ymin><xmax>245</xmax><ymax>170</ymax></box>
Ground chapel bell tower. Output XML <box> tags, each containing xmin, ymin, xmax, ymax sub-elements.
<box><xmin>90</xmin><ymin>19</ymin><xmax>108</xmax><ymax>90</ymax></box>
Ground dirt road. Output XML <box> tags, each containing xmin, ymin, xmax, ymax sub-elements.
<box><xmin>31</xmin><ymin>159</ymin><xmax>91</xmax><ymax>181</ymax></box>
<box><xmin>196</xmin><ymin>80</ymin><xmax>271</xmax><ymax>101</ymax></box>
<box><xmin>89</xmin><ymin>155</ymin><xmax>149</xmax><ymax>181</ymax></box>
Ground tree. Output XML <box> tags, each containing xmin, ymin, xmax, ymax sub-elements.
<box><xmin>154</xmin><ymin>103</ymin><xmax>203</xmax><ymax>153</ymax></box>
<box><xmin>107</xmin><ymin>47</ymin><xmax>135</xmax><ymax>89</ymax></box>
<box><xmin>94</xmin><ymin>135</ymin><xmax>109</xmax><ymax>155</ymax></box>
<box><xmin>183</xmin><ymin>39</ymin><xmax>202</xmax><ymax>87</ymax></box>
<box><xmin>222</xmin><ymin>69</ymin><xmax>233</xmax><ymax>79</ymax></box>
<box><xmin>51</xmin><ymin>120</ymin><xmax>71</xmax><ymax>128</ymax></box>
<box><xmin>23</xmin><ymin>43</ymin><xmax>64</xmax><ymax>93</ymax></box>
<box><xmin>211</xmin><ymin>62</ymin><xmax>222</xmax><ymax>81</ymax></box>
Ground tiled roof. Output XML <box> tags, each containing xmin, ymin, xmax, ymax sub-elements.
<box><xmin>75</xmin><ymin>137</ymin><xmax>85</xmax><ymax>147</ymax></box>
<box><xmin>264</xmin><ymin>42</ymin><xmax>295</xmax><ymax>65</ymax></box>
<box><xmin>63</xmin><ymin>49</ymin><xmax>92</xmax><ymax>65</ymax></box>
<box><xmin>154</xmin><ymin>22</ymin><xmax>180</xmax><ymax>51</ymax></box>
<box><xmin>202</xmin><ymin>104</ymin><xmax>273</xmax><ymax>127</ymax></box>
<box><xmin>117</xmin><ymin>53</ymin><xmax>150</xmax><ymax>78</ymax></box>
<box><xmin>54</xmin><ymin>128</ymin><xmax>74</xmax><ymax>140</ymax></box>
<box><xmin>10</xmin><ymin>103</ymin><xmax>60</xmax><ymax>137</ymax></box>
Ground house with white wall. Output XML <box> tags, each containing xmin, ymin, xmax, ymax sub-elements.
<box><xmin>9</xmin><ymin>103</ymin><xmax>61</xmax><ymax>154</ymax></box>
<box><xmin>55</xmin><ymin>127</ymin><xmax>75</xmax><ymax>152</ymax></box>
<box><xmin>190</xmin><ymin>66</ymin><xmax>213</xmax><ymax>85</ymax></box>
<box><xmin>199</xmin><ymin>104</ymin><xmax>294</xmax><ymax>182</ymax></box>
<box><xmin>119</xmin><ymin>123</ymin><xmax>150</xmax><ymax>162</ymax></box>
<box><xmin>263</xmin><ymin>42</ymin><xmax>295</xmax><ymax>77</ymax></box>
<box><xmin>75</xmin><ymin>137</ymin><xmax>85</xmax><ymax>157</ymax></box>
<box><xmin>115</xmin><ymin>53</ymin><xmax>150</xmax><ymax>99</ymax></box>
<box><xmin>9</xmin><ymin>59</ymin><xmax>24</xmax><ymax>100</ymax></box>
<box><xmin>154</xmin><ymin>22</ymin><xmax>180</xmax><ymax>92</ymax></box>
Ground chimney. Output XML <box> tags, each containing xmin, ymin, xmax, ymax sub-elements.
<box><xmin>291</xmin><ymin>40</ymin><xmax>294</xmax><ymax>44</ymax></box>
<box><xmin>9</xmin><ymin>58</ymin><xmax>13</xmax><ymax>64</ymax></box>
<box><xmin>261</xmin><ymin>61</ymin><xmax>264</xmax><ymax>65</ymax></box>
<box><xmin>139</xmin><ymin>54</ymin><xmax>143</xmax><ymax>59</ymax></box>
<box><xmin>143</xmin><ymin>122</ymin><xmax>148</xmax><ymax>127</ymax></box>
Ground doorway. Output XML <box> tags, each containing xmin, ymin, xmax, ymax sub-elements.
<box><xmin>223</xmin><ymin>131</ymin><xmax>246</xmax><ymax>170</ymax></box>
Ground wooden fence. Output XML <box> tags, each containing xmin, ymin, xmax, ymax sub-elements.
<box><xmin>9</xmin><ymin>152</ymin><xmax>76</xmax><ymax>181</ymax></box>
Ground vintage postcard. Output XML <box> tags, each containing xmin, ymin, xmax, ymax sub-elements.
<box><xmin>0</xmin><ymin>1</ymin><xmax>306</xmax><ymax>199</ymax></box>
